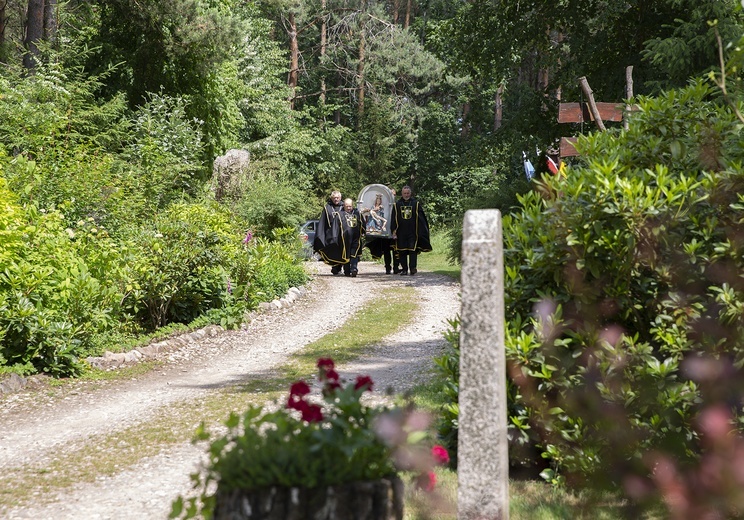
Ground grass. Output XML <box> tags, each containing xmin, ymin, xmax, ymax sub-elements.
<box><xmin>403</xmin><ymin>371</ymin><xmax>667</xmax><ymax>519</ymax></box>
<box><xmin>417</xmin><ymin>228</ymin><xmax>460</xmax><ymax>281</ymax></box>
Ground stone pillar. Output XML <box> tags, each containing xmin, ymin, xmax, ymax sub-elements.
<box><xmin>458</xmin><ymin>209</ymin><xmax>508</xmax><ymax>520</ymax></box>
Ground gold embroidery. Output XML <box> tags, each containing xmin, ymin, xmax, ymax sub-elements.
<box><xmin>402</xmin><ymin>206</ymin><xmax>413</xmax><ymax>219</ymax></box>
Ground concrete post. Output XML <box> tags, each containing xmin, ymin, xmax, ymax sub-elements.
<box><xmin>457</xmin><ymin>209</ymin><xmax>508</xmax><ymax>520</ymax></box>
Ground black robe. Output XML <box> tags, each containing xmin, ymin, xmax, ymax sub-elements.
<box><xmin>365</xmin><ymin>237</ymin><xmax>394</xmax><ymax>259</ymax></box>
<box><xmin>340</xmin><ymin>208</ymin><xmax>364</xmax><ymax>259</ymax></box>
<box><xmin>313</xmin><ymin>199</ymin><xmax>346</xmax><ymax>265</ymax></box>
<box><xmin>392</xmin><ymin>197</ymin><xmax>432</xmax><ymax>253</ymax></box>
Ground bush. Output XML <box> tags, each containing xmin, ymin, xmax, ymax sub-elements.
<box><xmin>0</xmin><ymin>181</ymin><xmax>119</xmax><ymax>376</ymax></box>
<box><xmin>241</xmin><ymin>231</ymin><xmax>308</xmax><ymax>305</ymax></box>
<box><xmin>234</xmin><ymin>173</ymin><xmax>315</xmax><ymax>236</ymax></box>
<box><xmin>505</xmin><ymin>81</ymin><xmax>744</xmax><ymax>489</ymax></box>
<box><xmin>438</xmin><ymin>81</ymin><xmax>744</xmax><ymax>511</ymax></box>
<box><xmin>123</xmin><ymin>202</ymin><xmax>243</xmax><ymax>330</ymax></box>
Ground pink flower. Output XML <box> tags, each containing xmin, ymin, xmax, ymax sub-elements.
<box><xmin>431</xmin><ymin>445</ymin><xmax>450</xmax><ymax>465</ymax></box>
<box><xmin>416</xmin><ymin>471</ymin><xmax>437</xmax><ymax>491</ymax></box>
<box><xmin>242</xmin><ymin>231</ymin><xmax>253</xmax><ymax>244</ymax></box>
<box><xmin>354</xmin><ymin>375</ymin><xmax>374</xmax><ymax>391</ymax></box>
<box><xmin>325</xmin><ymin>369</ymin><xmax>339</xmax><ymax>382</ymax></box>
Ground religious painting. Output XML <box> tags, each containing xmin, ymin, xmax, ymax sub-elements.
<box><xmin>357</xmin><ymin>184</ymin><xmax>394</xmax><ymax>238</ymax></box>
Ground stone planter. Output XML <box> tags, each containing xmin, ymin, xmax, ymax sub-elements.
<box><xmin>213</xmin><ymin>477</ymin><xmax>404</xmax><ymax>520</ymax></box>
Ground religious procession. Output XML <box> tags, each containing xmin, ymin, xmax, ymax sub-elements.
<box><xmin>312</xmin><ymin>184</ymin><xmax>432</xmax><ymax>277</ymax></box>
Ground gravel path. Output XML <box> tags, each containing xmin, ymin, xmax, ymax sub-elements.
<box><xmin>0</xmin><ymin>260</ymin><xmax>461</xmax><ymax>519</ymax></box>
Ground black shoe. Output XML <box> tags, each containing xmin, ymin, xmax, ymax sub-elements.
<box><xmin>399</xmin><ymin>270</ymin><xmax>408</xmax><ymax>275</ymax></box>
<box><xmin>385</xmin><ymin>267</ymin><xmax>392</xmax><ymax>274</ymax></box>
<box><xmin>393</xmin><ymin>268</ymin><xmax>401</xmax><ymax>274</ymax></box>
<box><xmin>331</xmin><ymin>266</ymin><xmax>341</xmax><ymax>275</ymax></box>
<box><xmin>351</xmin><ymin>270</ymin><xmax>358</xmax><ymax>277</ymax></box>
<box><xmin>344</xmin><ymin>272</ymin><xmax>351</xmax><ymax>277</ymax></box>
<box><xmin>410</xmin><ymin>269</ymin><xmax>417</xmax><ymax>275</ymax></box>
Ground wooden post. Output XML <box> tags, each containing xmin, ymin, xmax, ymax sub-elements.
<box><xmin>578</xmin><ymin>76</ymin><xmax>606</xmax><ymax>131</ymax></box>
<box><xmin>624</xmin><ymin>66</ymin><xmax>634</xmax><ymax>131</ymax></box>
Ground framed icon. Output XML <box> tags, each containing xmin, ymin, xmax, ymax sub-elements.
<box><xmin>357</xmin><ymin>184</ymin><xmax>394</xmax><ymax>238</ymax></box>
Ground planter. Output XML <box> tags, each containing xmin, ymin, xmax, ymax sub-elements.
<box><xmin>213</xmin><ymin>476</ymin><xmax>404</xmax><ymax>520</ymax></box>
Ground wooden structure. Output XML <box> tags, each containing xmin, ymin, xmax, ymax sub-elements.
<box><xmin>558</xmin><ymin>69</ymin><xmax>636</xmax><ymax>158</ymax></box>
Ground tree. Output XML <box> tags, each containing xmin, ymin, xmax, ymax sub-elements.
<box><xmin>92</xmin><ymin>0</ymin><xmax>246</xmax><ymax>169</ymax></box>
<box><xmin>23</xmin><ymin>0</ymin><xmax>43</xmax><ymax>69</ymax></box>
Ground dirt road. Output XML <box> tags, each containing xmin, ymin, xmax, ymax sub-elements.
<box><xmin>0</xmin><ymin>261</ymin><xmax>460</xmax><ymax>519</ymax></box>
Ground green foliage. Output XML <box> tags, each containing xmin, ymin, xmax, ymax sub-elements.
<box><xmin>0</xmin><ymin>57</ymin><xmax>130</xmax><ymax>156</ymax></box>
<box><xmin>435</xmin><ymin>80</ymin><xmax>744</xmax><ymax>514</ymax></box>
<box><xmin>241</xmin><ymin>233</ymin><xmax>308</xmax><ymax>305</ymax></box>
<box><xmin>433</xmin><ymin>317</ymin><xmax>461</xmax><ymax>464</ymax></box>
<box><xmin>0</xmin><ymin>190</ymin><xmax>119</xmax><ymax>376</ymax></box>
<box><xmin>124</xmin><ymin>91</ymin><xmax>206</xmax><ymax>201</ymax></box>
<box><xmin>172</xmin><ymin>359</ymin><xmax>443</xmax><ymax>519</ymax></box>
<box><xmin>502</xmin><ymin>82</ymin><xmax>744</xmax><ymax>492</ymax></box>
<box><xmin>642</xmin><ymin>0</ymin><xmax>744</xmax><ymax>91</ymax></box>
<box><xmin>234</xmin><ymin>174</ymin><xmax>316</xmax><ymax>235</ymax></box>
<box><xmin>93</xmin><ymin>0</ymin><xmax>247</xmax><ymax>167</ymax></box>
<box><xmin>124</xmin><ymin>202</ymin><xmax>242</xmax><ymax>330</ymax></box>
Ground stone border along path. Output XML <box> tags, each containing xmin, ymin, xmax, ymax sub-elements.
<box><xmin>0</xmin><ymin>260</ymin><xmax>461</xmax><ymax>519</ymax></box>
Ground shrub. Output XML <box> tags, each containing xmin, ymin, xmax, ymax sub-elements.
<box><xmin>123</xmin><ymin>202</ymin><xmax>243</xmax><ymax>330</ymax></box>
<box><xmin>504</xmin><ymin>81</ymin><xmax>744</xmax><ymax>491</ymax></box>
<box><xmin>438</xmin><ymin>81</ymin><xmax>744</xmax><ymax>512</ymax></box>
<box><xmin>0</xmin><ymin>185</ymin><xmax>118</xmax><ymax>376</ymax></box>
<box><xmin>241</xmin><ymin>231</ymin><xmax>308</xmax><ymax>305</ymax></box>
<box><xmin>234</xmin><ymin>173</ymin><xmax>315</xmax><ymax>236</ymax></box>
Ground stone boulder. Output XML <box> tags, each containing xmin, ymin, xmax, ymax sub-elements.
<box><xmin>212</xmin><ymin>149</ymin><xmax>251</xmax><ymax>201</ymax></box>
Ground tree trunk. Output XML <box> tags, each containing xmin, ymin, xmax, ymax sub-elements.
<box><xmin>319</xmin><ymin>0</ymin><xmax>327</xmax><ymax>104</ymax></box>
<box><xmin>43</xmin><ymin>0</ymin><xmax>55</xmax><ymax>45</ymax></box>
<box><xmin>24</xmin><ymin>0</ymin><xmax>44</xmax><ymax>70</ymax></box>
<box><xmin>494</xmin><ymin>85</ymin><xmax>503</xmax><ymax>131</ymax></box>
<box><xmin>287</xmin><ymin>11</ymin><xmax>299</xmax><ymax>109</ymax></box>
<box><xmin>392</xmin><ymin>0</ymin><xmax>399</xmax><ymax>25</ymax></box>
<box><xmin>460</xmin><ymin>101</ymin><xmax>470</xmax><ymax>138</ymax></box>
<box><xmin>334</xmin><ymin>73</ymin><xmax>342</xmax><ymax>124</ymax></box>
<box><xmin>0</xmin><ymin>0</ymin><xmax>7</xmax><ymax>52</ymax></box>
<box><xmin>356</xmin><ymin>21</ymin><xmax>366</xmax><ymax>126</ymax></box>
<box><xmin>404</xmin><ymin>0</ymin><xmax>411</xmax><ymax>29</ymax></box>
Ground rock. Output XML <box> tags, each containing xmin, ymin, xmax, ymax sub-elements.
<box><xmin>212</xmin><ymin>149</ymin><xmax>251</xmax><ymax>201</ymax></box>
<box><xmin>0</xmin><ymin>373</ymin><xmax>27</xmax><ymax>395</ymax></box>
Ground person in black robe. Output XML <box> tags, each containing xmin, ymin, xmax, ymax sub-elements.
<box><xmin>313</xmin><ymin>190</ymin><xmax>346</xmax><ymax>275</ymax></box>
<box><xmin>340</xmin><ymin>198</ymin><xmax>364</xmax><ymax>277</ymax></box>
<box><xmin>391</xmin><ymin>185</ymin><xmax>431</xmax><ymax>276</ymax></box>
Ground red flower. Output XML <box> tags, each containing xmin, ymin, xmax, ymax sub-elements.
<box><xmin>354</xmin><ymin>375</ymin><xmax>374</xmax><ymax>391</ymax></box>
<box><xmin>287</xmin><ymin>381</ymin><xmax>312</xmax><ymax>411</ymax></box>
<box><xmin>416</xmin><ymin>471</ymin><xmax>437</xmax><ymax>492</ymax></box>
<box><xmin>289</xmin><ymin>381</ymin><xmax>311</xmax><ymax>398</ymax></box>
<box><xmin>298</xmin><ymin>401</ymin><xmax>324</xmax><ymax>423</ymax></box>
<box><xmin>431</xmin><ymin>445</ymin><xmax>450</xmax><ymax>465</ymax></box>
<box><xmin>317</xmin><ymin>358</ymin><xmax>335</xmax><ymax>371</ymax></box>
<box><xmin>324</xmin><ymin>368</ymin><xmax>340</xmax><ymax>382</ymax></box>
